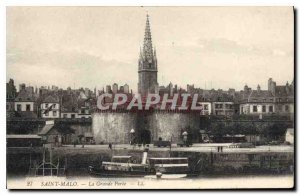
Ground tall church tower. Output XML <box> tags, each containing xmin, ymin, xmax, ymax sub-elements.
<box><xmin>138</xmin><ymin>14</ymin><xmax>158</xmax><ymax>96</ymax></box>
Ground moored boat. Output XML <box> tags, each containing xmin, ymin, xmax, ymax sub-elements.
<box><xmin>89</xmin><ymin>155</ymin><xmax>155</xmax><ymax>177</ymax></box>
<box><xmin>88</xmin><ymin>150</ymin><xmax>193</xmax><ymax>178</ymax></box>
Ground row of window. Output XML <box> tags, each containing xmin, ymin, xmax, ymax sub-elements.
<box><xmin>44</xmin><ymin>103</ymin><xmax>56</xmax><ymax>108</ymax></box>
<box><xmin>44</xmin><ymin>112</ymin><xmax>91</xmax><ymax>118</ymax></box>
<box><xmin>44</xmin><ymin>110</ymin><xmax>58</xmax><ymax>117</ymax></box>
<box><xmin>63</xmin><ymin>114</ymin><xmax>76</xmax><ymax>118</ymax></box>
<box><xmin>62</xmin><ymin>114</ymin><xmax>91</xmax><ymax>119</ymax></box>
<box><xmin>252</xmin><ymin>105</ymin><xmax>273</xmax><ymax>113</ymax></box>
<box><xmin>277</xmin><ymin>105</ymin><xmax>290</xmax><ymax>112</ymax></box>
<box><xmin>16</xmin><ymin>104</ymin><xmax>31</xmax><ymax>111</ymax></box>
<box><xmin>252</xmin><ymin>105</ymin><xmax>289</xmax><ymax>113</ymax></box>
<box><xmin>215</xmin><ymin>104</ymin><xmax>233</xmax><ymax>109</ymax></box>
<box><xmin>198</xmin><ymin>104</ymin><xmax>209</xmax><ymax>110</ymax></box>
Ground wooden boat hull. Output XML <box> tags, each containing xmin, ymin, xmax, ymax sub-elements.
<box><xmin>88</xmin><ymin>166</ymin><xmax>197</xmax><ymax>178</ymax></box>
<box><xmin>88</xmin><ymin>166</ymin><xmax>155</xmax><ymax>177</ymax></box>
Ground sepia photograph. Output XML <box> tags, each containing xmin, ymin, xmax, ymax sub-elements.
<box><xmin>5</xmin><ymin>6</ymin><xmax>294</xmax><ymax>189</ymax></box>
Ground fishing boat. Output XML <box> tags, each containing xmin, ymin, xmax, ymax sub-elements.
<box><xmin>88</xmin><ymin>149</ymin><xmax>192</xmax><ymax>178</ymax></box>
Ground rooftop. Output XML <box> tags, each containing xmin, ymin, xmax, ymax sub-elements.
<box><xmin>15</xmin><ymin>90</ymin><xmax>35</xmax><ymax>102</ymax></box>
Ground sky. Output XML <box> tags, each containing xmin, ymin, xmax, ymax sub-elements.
<box><xmin>6</xmin><ymin>6</ymin><xmax>294</xmax><ymax>92</ymax></box>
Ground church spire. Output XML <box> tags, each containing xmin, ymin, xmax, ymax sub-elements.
<box><xmin>143</xmin><ymin>14</ymin><xmax>153</xmax><ymax>61</ymax></box>
<box><xmin>138</xmin><ymin>14</ymin><xmax>158</xmax><ymax>96</ymax></box>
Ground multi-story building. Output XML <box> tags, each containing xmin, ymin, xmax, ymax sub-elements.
<box><xmin>268</xmin><ymin>78</ymin><xmax>294</xmax><ymax>116</ymax></box>
<box><xmin>40</xmin><ymin>95</ymin><xmax>60</xmax><ymax>118</ymax></box>
<box><xmin>239</xmin><ymin>84</ymin><xmax>275</xmax><ymax>115</ymax></box>
<box><xmin>239</xmin><ymin>79</ymin><xmax>294</xmax><ymax>116</ymax></box>
<box><xmin>61</xmin><ymin>93</ymin><xmax>92</xmax><ymax>118</ymax></box>
<box><xmin>61</xmin><ymin>93</ymin><xmax>78</xmax><ymax>118</ymax></box>
<box><xmin>211</xmin><ymin>94</ymin><xmax>235</xmax><ymax>116</ymax></box>
<box><xmin>239</xmin><ymin>85</ymin><xmax>275</xmax><ymax>115</ymax></box>
<box><xmin>14</xmin><ymin>89</ymin><xmax>35</xmax><ymax>112</ymax></box>
<box><xmin>77</xmin><ymin>99</ymin><xmax>92</xmax><ymax>118</ymax></box>
<box><xmin>13</xmin><ymin>86</ymin><xmax>37</xmax><ymax>118</ymax></box>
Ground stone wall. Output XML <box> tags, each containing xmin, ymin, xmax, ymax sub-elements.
<box><xmin>148</xmin><ymin>112</ymin><xmax>200</xmax><ymax>142</ymax></box>
<box><xmin>92</xmin><ymin>111</ymin><xmax>293</xmax><ymax>144</ymax></box>
<box><xmin>92</xmin><ymin>112</ymin><xmax>137</xmax><ymax>144</ymax></box>
<box><xmin>92</xmin><ymin>111</ymin><xmax>201</xmax><ymax>144</ymax></box>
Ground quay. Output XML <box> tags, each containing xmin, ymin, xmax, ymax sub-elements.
<box><xmin>7</xmin><ymin>143</ymin><xmax>294</xmax><ymax>177</ymax></box>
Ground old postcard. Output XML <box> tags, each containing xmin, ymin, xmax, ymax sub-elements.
<box><xmin>6</xmin><ymin>6</ymin><xmax>294</xmax><ymax>189</ymax></box>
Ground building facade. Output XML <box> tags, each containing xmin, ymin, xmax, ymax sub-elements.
<box><xmin>197</xmin><ymin>102</ymin><xmax>212</xmax><ymax>115</ymax></box>
<box><xmin>41</xmin><ymin>95</ymin><xmax>60</xmax><ymax>118</ymax></box>
<box><xmin>14</xmin><ymin>89</ymin><xmax>35</xmax><ymax>112</ymax></box>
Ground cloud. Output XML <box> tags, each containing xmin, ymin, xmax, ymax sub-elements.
<box><xmin>196</xmin><ymin>38</ymin><xmax>262</xmax><ymax>55</ymax></box>
<box><xmin>7</xmin><ymin>49</ymin><xmax>137</xmax><ymax>90</ymax></box>
<box><xmin>6</xmin><ymin>7</ymin><xmax>294</xmax><ymax>91</ymax></box>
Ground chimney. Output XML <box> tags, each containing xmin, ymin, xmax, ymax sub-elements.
<box><xmin>19</xmin><ymin>83</ymin><xmax>26</xmax><ymax>92</ymax></box>
<box><xmin>286</xmin><ymin>81</ymin><xmax>290</xmax><ymax>94</ymax></box>
<box><xmin>257</xmin><ymin>85</ymin><xmax>261</xmax><ymax>93</ymax></box>
<box><xmin>244</xmin><ymin>84</ymin><xmax>249</xmax><ymax>92</ymax></box>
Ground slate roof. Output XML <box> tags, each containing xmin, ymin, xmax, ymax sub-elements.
<box><xmin>210</xmin><ymin>92</ymin><xmax>234</xmax><ymax>102</ymax></box>
<box><xmin>43</xmin><ymin>95</ymin><xmax>59</xmax><ymax>103</ymax></box>
<box><xmin>15</xmin><ymin>90</ymin><xmax>35</xmax><ymax>102</ymax></box>
<box><xmin>240</xmin><ymin>90</ymin><xmax>274</xmax><ymax>103</ymax></box>
<box><xmin>248</xmin><ymin>90</ymin><xmax>273</xmax><ymax>99</ymax></box>
<box><xmin>275</xmin><ymin>86</ymin><xmax>294</xmax><ymax>97</ymax></box>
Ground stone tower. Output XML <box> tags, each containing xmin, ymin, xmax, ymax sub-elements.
<box><xmin>138</xmin><ymin>14</ymin><xmax>158</xmax><ymax>97</ymax></box>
